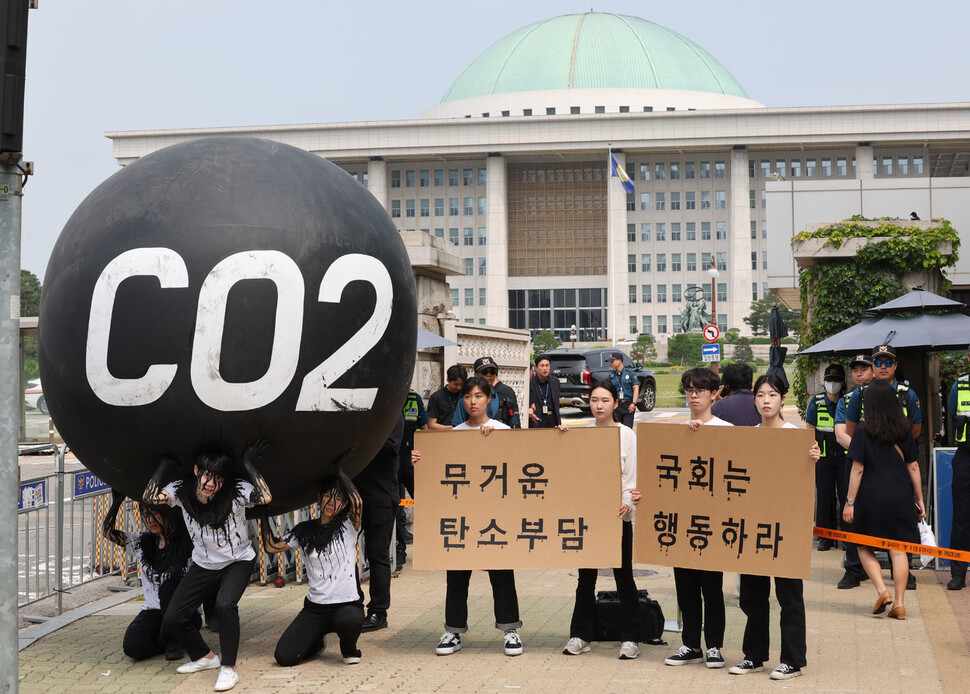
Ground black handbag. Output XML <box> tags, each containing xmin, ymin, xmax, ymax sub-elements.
<box><xmin>593</xmin><ymin>589</ymin><xmax>666</xmax><ymax>645</ymax></box>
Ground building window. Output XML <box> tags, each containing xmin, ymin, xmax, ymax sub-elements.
<box><xmin>406</xmin><ymin>170</ymin><xmax>416</xmax><ymax>187</ymax></box>
<box><xmin>656</xmin><ymin>254</ymin><xmax>667</xmax><ymax>272</ymax></box>
<box><xmin>449</xmin><ymin>228</ymin><xmax>458</xmax><ymax>246</ymax></box>
<box><xmin>751</xmin><ymin>221</ymin><xmax>757</xmax><ymax>239</ymax></box>
<box><xmin>452</xmin><ymin>288</ymin><xmax>459</xmax><ymax>307</ymax></box>
<box><xmin>478</xmin><ymin>227</ymin><xmax>487</xmax><ymax>245</ymax></box>
<box><xmin>672</xmin><ymin>283</ymin><xmax>682</xmax><ymax>302</ymax></box>
<box><xmin>775</xmin><ymin>160</ymin><xmax>786</xmax><ymax>178</ymax></box>
<box><xmin>762</xmin><ymin>220</ymin><xmax>767</xmax><ymax>238</ymax></box>
<box><xmin>640</xmin><ymin>192</ymin><xmax>650</xmax><ymax>211</ymax></box>
<box><xmin>627</xmin><ymin>224</ymin><xmax>636</xmax><ymax>242</ymax></box>
<box><xmin>626</xmin><ymin>192</ymin><xmax>636</xmax><ymax>211</ymax></box>
<box><xmin>644</xmin><ymin>106</ymin><xmax>654</xmax><ymax>112</ymax></box>
<box><xmin>715</xmin><ymin>161</ymin><xmax>726</xmax><ymax>179</ymax></box>
<box><xmin>629</xmin><ymin>316</ymin><xmax>638</xmax><ymax>334</ymax></box>
<box><xmin>656</xmin><ymin>193</ymin><xmax>666</xmax><ymax>211</ymax></box>
<box><xmin>434</xmin><ymin>198</ymin><xmax>444</xmax><ymax>216</ymax></box>
<box><xmin>434</xmin><ymin>169</ymin><xmax>444</xmax><ymax>186</ymax></box>
<box><xmin>391</xmin><ymin>200</ymin><xmax>401</xmax><ymax>218</ymax></box>
<box><xmin>686</xmin><ymin>253</ymin><xmax>696</xmax><ymax>272</ymax></box>
<box><xmin>715</xmin><ymin>191</ymin><xmax>726</xmax><ymax>209</ymax></box>
<box><xmin>479</xmin><ymin>288</ymin><xmax>487</xmax><ymax>306</ymax></box>
<box><xmin>791</xmin><ymin>160</ymin><xmax>802</xmax><ymax>177</ymax></box>
<box><xmin>670</xmin><ymin>192</ymin><xmax>681</xmax><ymax>210</ymax></box>
<box><xmin>593</xmin><ymin>105</ymin><xmax>605</xmax><ymax>114</ymax></box>
<box><xmin>405</xmin><ymin>199</ymin><xmax>415</xmax><ymax>217</ymax></box>
<box><xmin>479</xmin><ymin>257</ymin><xmax>487</xmax><ymax>275</ymax></box>
<box><xmin>655</xmin><ymin>163</ymin><xmax>666</xmax><ymax>180</ymax></box>
<box><xmin>821</xmin><ymin>158</ymin><xmax>832</xmax><ymax>176</ymax></box>
<box><xmin>641</xmin><ymin>254</ymin><xmax>651</xmax><ymax>272</ymax></box>
<box><xmin>391</xmin><ymin>170</ymin><xmax>401</xmax><ymax>188</ymax></box>
<box><xmin>656</xmin><ymin>223</ymin><xmax>666</xmax><ymax>241</ymax></box>
<box><xmin>639</xmin><ymin>163</ymin><xmax>650</xmax><ymax>181</ymax></box>
<box><xmin>463</xmin><ymin>169</ymin><xmax>474</xmax><ymax>186</ymax></box>
<box><xmin>752</xmin><ymin>282</ymin><xmax>758</xmax><ymax>301</ymax></box>
<box><xmin>898</xmin><ymin>156</ymin><xmax>909</xmax><ymax>175</ymax></box>
<box><xmin>686</xmin><ymin>222</ymin><xmax>696</xmax><ymax>241</ymax></box>
<box><xmin>700</xmin><ymin>191</ymin><xmax>711</xmax><ymax>209</ymax></box>
<box><xmin>749</xmin><ymin>190</ymin><xmax>756</xmax><ymax>209</ymax></box>
<box><xmin>763</xmin><ymin>282</ymin><xmax>769</xmax><ymax>296</ymax></box>
<box><xmin>571</xmin><ymin>106</ymin><xmax>581</xmax><ymax>115</ymax></box>
<box><xmin>464</xmin><ymin>258</ymin><xmax>473</xmax><ymax>275</ymax></box>
<box><xmin>629</xmin><ymin>285</ymin><xmax>637</xmax><ymax>303</ymax></box>
<box><xmin>523</xmin><ymin>108</ymin><xmax>532</xmax><ymax>116</ymax></box>
<box><xmin>449</xmin><ymin>197</ymin><xmax>459</xmax><ymax>216</ymax></box>
<box><xmin>449</xmin><ymin>169</ymin><xmax>459</xmax><ymax>186</ymax></box>
<box><xmin>657</xmin><ymin>284</ymin><xmax>667</xmax><ymax>303</ymax></box>
<box><xmin>464</xmin><ymin>288</ymin><xmax>473</xmax><ymax>306</ymax></box>
<box><xmin>672</xmin><ymin>314</ymin><xmax>682</xmax><ymax>333</ymax></box>
<box><xmin>701</xmin><ymin>222</ymin><xmax>711</xmax><ymax>241</ymax></box>
<box><xmin>671</xmin><ymin>253</ymin><xmax>681</xmax><ymax>272</ymax></box>
<box><xmin>760</xmin><ymin>160</ymin><xmax>771</xmax><ymax>179</ymax></box>
<box><xmin>419</xmin><ymin>170</ymin><xmax>430</xmax><ymax>187</ymax></box>
<box><xmin>700</xmin><ymin>161</ymin><xmax>711</xmax><ymax>179</ymax></box>
<box><xmin>619</xmin><ymin>105</ymin><xmax>630</xmax><ymax>113</ymax></box>
<box><xmin>420</xmin><ymin>199</ymin><xmax>430</xmax><ymax>217</ymax></box>
<box><xmin>749</xmin><ymin>159</ymin><xmax>756</xmax><ymax>178</ymax></box>
<box><xmin>657</xmin><ymin>314</ymin><xmax>667</xmax><ymax>333</ymax></box>
<box><xmin>882</xmin><ymin>157</ymin><xmax>893</xmax><ymax>175</ymax></box>
<box><xmin>806</xmin><ymin>159</ymin><xmax>817</xmax><ymax>177</ymax></box>
<box><xmin>685</xmin><ymin>191</ymin><xmax>695</xmax><ymax>210</ymax></box>
<box><xmin>717</xmin><ymin>252</ymin><xmax>727</xmax><ymax>271</ymax></box>
<box><xmin>702</xmin><ymin>281</ymin><xmax>712</xmax><ymax>302</ymax></box>
<box><xmin>717</xmin><ymin>283</ymin><xmax>727</xmax><ymax>302</ymax></box>
<box><xmin>628</xmin><ymin>254</ymin><xmax>637</xmax><ymax>272</ymax></box>
<box><xmin>716</xmin><ymin>222</ymin><xmax>726</xmax><ymax>240</ymax></box>
<box><xmin>836</xmin><ymin>158</ymin><xmax>847</xmax><ymax>176</ymax></box>
<box><xmin>641</xmin><ymin>285</ymin><xmax>652</xmax><ymax>303</ymax></box>
<box><xmin>463</xmin><ymin>227</ymin><xmax>473</xmax><ymax>245</ymax></box>
<box><xmin>641</xmin><ymin>223</ymin><xmax>651</xmax><ymax>241</ymax></box>
<box><xmin>685</xmin><ymin>161</ymin><xmax>695</xmax><ymax>179</ymax></box>
<box><xmin>761</xmin><ymin>189</ymin><xmax>766</xmax><ymax>208</ymax></box>
<box><xmin>671</xmin><ymin>223</ymin><xmax>681</xmax><ymax>241</ymax></box>
<box><xmin>762</xmin><ymin>250</ymin><xmax>767</xmax><ymax>269</ymax></box>
<box><xmin>478</xmin><ymin>197</ymin><xmax>487</xmax><ymax>216</ymax></box>
<box><xmin>478</xmin><ymin>168</ymin><xmax>487</xmax><ymax>185</ymax></box>
<box><xmin>463</xmin><ymin>197</ymin><xmax>474</xmax><ymax>215</ymax></box>
<box><xmin>717</xmin><ymin>314</ymin><xmax>727</xmax><ymax>332</ymax></box>
<box><xmin>914</xmin><ymin>156</ymin><xmax>924</xmax><ymax>174</ymax></box>
<box><xmin>751</xmin><ymin>251</ymin><xmax>757</xmax><ymax>270</ymax></box>
<box><xmin>670</xmin><ymin>163</ymin><xmax>680</xmax><ymax>180</ymax></box>
<box><xmin>435</xmin><ymin>228</ymin><xmax>444</xmax><ymax>239</ymax></box>
<box><xmin>546</xmin><ymin>107</ymin><xmax>556</xmax><ymax>115</ymax></box>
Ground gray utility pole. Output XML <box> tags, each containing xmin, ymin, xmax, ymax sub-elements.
<box><xmin>1</xmin><ymin>157</ymin><xmax>24</xmax><ymax>693</ymax></box>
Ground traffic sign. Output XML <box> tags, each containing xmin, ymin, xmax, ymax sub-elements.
<box><xmin>703</xmin><ymin>324</ymin><xmax>720</xmax><ymax>342</ymax></box>
<box><xmin>702</xmin><ymin>343</ymin><xmax>721</xmax><ymax>362</ymax></box>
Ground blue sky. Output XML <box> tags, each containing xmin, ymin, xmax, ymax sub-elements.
<box><xmin>18</xmin><ymin>0</ymin><xmax>970</xmax><ymax>276</ymax></box>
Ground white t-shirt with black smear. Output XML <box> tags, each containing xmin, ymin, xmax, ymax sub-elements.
<box><xmin>164</xmin><ymin>480</ymin><xmax>257</xmax><ymax>570</ymax></box>
<box><xmin>286</xmin><ymin>515</ymin><xmax>361</xmax><ymax>605</ymax></box>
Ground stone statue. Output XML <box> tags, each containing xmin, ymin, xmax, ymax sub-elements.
<box><xmin>681</xmin><ymin>287</ymin><xmax>709</xmax><ymax>333</ymax></box>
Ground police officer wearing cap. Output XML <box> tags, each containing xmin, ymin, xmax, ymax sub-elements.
<box><xmin>607</xmin><ymin>352</ymin><xmax>640</xmax><ymax>429</ymax></box>
<box><xmin>806</xmin><ymin>364</ymin><xmax>846</xmax><ymax>552</ymax></box>
<box><xmin>945</xmin><ymin>345</ymin><xmax>970</xmax><ymax>590</ymax></box>
<box><xmin>833</xmin><ymin>354</ymin><xmax>875</xmax><ymax>588</ymax></box>
<box><xmin>451</xmin><ymin>357</ymin><xmax>521</xmax><ymax>428</ymax></box>
<box><xmin>844</xmin><ymin>345</ymin><xmax>922</xmax><ymax>591</ymax></box>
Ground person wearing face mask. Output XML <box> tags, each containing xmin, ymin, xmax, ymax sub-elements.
<box><xmin>805</xmin><ymin>364</ymin><xmax>847</xmax><ymax>551</ymax></box>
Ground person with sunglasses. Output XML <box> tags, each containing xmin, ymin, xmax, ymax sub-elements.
<box><xmin>450</xmin><ymin>356</ymin><xmax>521</xmax><ymax>429</ymax></box>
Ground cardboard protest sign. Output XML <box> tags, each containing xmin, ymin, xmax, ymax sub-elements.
<box><xmin>633</xmin><ymin>424</ymin><xmax>814</xmax><ymax>579</ymax></box>
<box><xmin>413</xmin><ymin>427</ymin><xmax>622</xmax><ymax>570</ymax></box>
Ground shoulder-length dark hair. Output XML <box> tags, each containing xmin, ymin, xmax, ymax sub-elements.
<box><xmin>753</xmin><ymin>372</ymin><xmax>787</xmax><ymax>397</ymax></box>
<box><xmin>590</xmin><ymin>379</ymin><xmax>620</xmax><ymax>423</ymax></box>
<box><xmin>861</xmin><ymin>379</ymin><xmax>911</xmax><ymax>444</ymax></box>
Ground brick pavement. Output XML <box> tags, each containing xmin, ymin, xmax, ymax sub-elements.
<box><xmin>18</xmin><ymin>547</ymin><xmax>968</xmax><ymax>693</ymax></box>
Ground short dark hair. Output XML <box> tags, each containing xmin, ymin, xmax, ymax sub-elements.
<box><xmin>535</xmin><ymin>354</ymin><xmax>551</xmax><ymax>367</ymax></box>
<box><xmin>446</xmin><ymin>364</ymin><xmax>467</xmax><ymax>382</ymax></box>
<box><xmin>196</xmin><ymin>451</ymin><xmax>231</xmax><ymax>475</ymax></box>
<box><xmin>861</xmin><ymin>379</ymin><xmax>911</xmax><ymax>445</ymax></box>
<box><xmin>720</xmin><ymin>363</ymin><xmax>753</xmax><ymax>392</ymax></box>
<box><xmin>753</xmin><ymin>372</ymin><xmax>787</xmax><ymax>396</ymax></box>
<box><xmin>461</xmin><ymin>375</ymin><xmax>492</xmax><ymax>398</ymax></box>
<box><xmin>681</xmin><ymin>367</ymin><xmax>720</xmax><ymax>392</ymax></box>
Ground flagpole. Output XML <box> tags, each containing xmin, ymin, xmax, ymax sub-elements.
<box><xmin>607</xmin><ymin>145</ymin><xmax>616</xmax><ymax>346</ymax></box>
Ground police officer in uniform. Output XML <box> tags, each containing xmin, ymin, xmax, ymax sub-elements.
<box><xmin>834</xmin><ymin>354</ymin><xmax>874</xmax><ymax>588</ymax></box>
<box><xmin>844</xmin><ymin>345</ymin><xmax>922</xmax><ymax>591</ymax></box>
<box><xmin>945</xmin><ymin>346</ymin><xmax>970</xmax><ymax>590</ymax></box>
<box><xmin>608</xmin><ymin>351</ymin><xmax>639</xmax><ymax>429</ymax></box>
<box><xmin>451</xmin><ymin>356</ymin><xmax>521</xmax><ymax>428</ymax></box>
<box><xmin>805</xmin><ymin>364</ymin><xmax>846</xmax><ymax>551</ymax></box>
<box><xmin>396</xmin><ymin>389</ymin><xmax>428</xmax><ymax>569</ymax></box>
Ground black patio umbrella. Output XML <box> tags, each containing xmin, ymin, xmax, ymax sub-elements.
<box><xmin>798</xmin><ymin>312</ymin><xmax>970</xmax><ymax>355</ymax></box>
<box><xmin>767</xmin><ymin>306</ymin><xmax>789</xmax><ymax>390</ymax></box>
<box><xmin>863</xmin><ymin>288</ymin><xmax>966</xmax><ymax>317</ymax></box>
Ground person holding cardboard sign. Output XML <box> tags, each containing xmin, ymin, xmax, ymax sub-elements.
<box><xmin>563</xmin><ymin>379</ymin><xmax>641</xmax><ymax>660</ymax></box>
<box><xmin>730</xmin><ymin>374</ymin><xmax>820</xmax><ymax>682</ymax></box>
<box><xmin>413</xmin><ymin>375</ymin><xmax>525</xmax><ymax>657</ymax></box>
<box><xmin>664</xmin><ymin>368</ymin><xmax>732</xmax><ymax>669</ymax></box>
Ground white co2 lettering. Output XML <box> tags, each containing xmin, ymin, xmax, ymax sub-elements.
<box><xmin>85</xmin><ymin>248</ymin><xmax>393</xmax><ymax>412</ymax></box>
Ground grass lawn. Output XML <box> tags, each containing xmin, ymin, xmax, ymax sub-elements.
<box><xmin>650</xmin><ymin>364</ymin><xmax>781</xmax><ymax>408</ymax></box>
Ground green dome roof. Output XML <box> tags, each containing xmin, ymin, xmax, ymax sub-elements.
<box><xmin>440</xmin><ymin>13</ymin><xmax>748</xmax><ymax>102</ymax></box>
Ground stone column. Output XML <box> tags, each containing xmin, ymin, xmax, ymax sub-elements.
<box><xmin>609</xmin><ymin>151</ymin><xmax>631</xmax><ymax>340</ymax></box>
<box><xmin>729</xmin><ymin>147</ymin><xmax>753</xmax><ymax>334</ymax></box>
<box><xmin>485</xmin><ymin>154</ymin><xmax>509</xmax><ymax>326</ymax></box>
<box><xmin>367</xmin><ymin>157</ymin><xmax>388</xmax><ymax>211</ymax></box>
<box><xmin>856</xmin><ymin>144</ymin><xmax>874</xmax><ymax>181</ymax></box>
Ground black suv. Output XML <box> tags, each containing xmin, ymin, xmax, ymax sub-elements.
<box><xmin>542</xmin><ymin>348</ymin><xmax>656</xmax><ymax>412</ymax></box>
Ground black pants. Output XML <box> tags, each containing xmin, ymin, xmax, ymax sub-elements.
<box><xmin>396</xmin><ymin>454</ymin><xmax>415</xmax><ymax>555</ymax></box>
<box><xmin>274</xmin><ymin>597</ymin><xmax>364</xmax><ymax>666</ymax></box>
<box><xmin>815</xmin><ymin>453</ymin><xmax>846</xmax><ymax>530</ymax></box>
<box><xmin>673</xmin><ymin>567</ymin><xmax>725</xmax><ymax>650</ymax></box>
<box><xmin>123</xmin><ymin>575</ymin><xmax>196</xmax><ymax>660</ymax></box>
<box><xmin>952</xmin><ymin>447</ymin><xmax>970</xmax><ymax>577</ymax></box>
<box><xmin>617</xmin><ymin>399</ymin><xmax>635</xmax><ymax>429</ymax></box>
<box><xmin>360</xmin><ymin>502</ymin><xmax>394</xmax><ymax>616</ymax></box>
<box><xmin>163</xmin><ymin>559</ymin><xmax>253</xmax><ymax>666</ymax></box>
<box><xmin>738</xmin><ymin>574</ymin><xmax>806</xmax><ymax>668</ymax></box>
<box><xmin>445</xmin><ymin>570</ymin><xmax>521</xmax><ymax>632</ymax></box>
<box><xmin>570</xmin><ymin>521</ymin><xmax>639</xmax><ymax>642</ymax></box>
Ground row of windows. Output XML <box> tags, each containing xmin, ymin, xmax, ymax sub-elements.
<box><xmin>391</xmin><ymin>168</ymin><xmax>486</xmax><ymax>188</ymax></box>
<box><xmin>749</xmin><ymin>155</ymin><xmax>924</xmax><ymax>179</ymax></box>
<box><xmin>626</xmin><ymin>222</ymin><xmax>727</xmax><ymax>243</ymax></box>
<box><xmin>475</xmin><ymin>106</ymin><xmax>682</xmax><ymax>118</ymax></box>
<box><xmin>624</xmin><ymin>190</ymin><xmax>727</xmax><ymax>212</ymax></box>
<box><xmin>390</xmin><ymin>197</ymin><xmax>486</xmax><ymax>218</ymax></box>
<box><xmin>628</xmin><ymin>283</ymin><xmax>728</xmax><ymax>304</ymax></box>
<box><xmin>452</xmin><ymin>288</ymin><xmax>488</xmax><ymax>307</ymax></box>
<box><xmin>459</xmin><ymin>257</ymin><xmax>487</xmax><ymax>276</ymax></box>
<box><xmin>625</xmin><ymin>161</ymin><xmax>728</xmax><ymax>181</ymax></box>
<box><xmin>625</xmin><ymin>251</ymin><xmax>728</xmax><ymax>273</ymax></box>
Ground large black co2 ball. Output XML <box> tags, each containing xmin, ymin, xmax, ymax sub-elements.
<box><xmin>39</xmin><ymin>137</ymin><xmax>416</xmax><ymax>514</ymax></box>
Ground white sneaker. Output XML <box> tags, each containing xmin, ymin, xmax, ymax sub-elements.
<box><xmin>214</xmin><ymin>666</ymin><xmax>239</xmax><ymax>691</ymax></box>
<box><xmin>562</xmin><ymin>636</ymin><xmax>591</xmax><ymax>655</ymax></box>
<box><xmin>176</xmin><ymin>654</ymin><xmax>221</xmax><ymax>674</ymax></box>
<box><xmin>435</xmin><ymin>632</ymin><xmax>461</xmax><ymax>655</ymax></box>
<box><xmin>618</xmin><ymin>641</ymin><xmax>640</xmax><ymax>660</ymax></box>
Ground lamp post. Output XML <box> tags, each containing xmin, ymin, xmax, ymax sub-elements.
<box><xmin>707</xmin><ymin>256</ymin><xmax>720</xmax><ymax>375</ymax></box>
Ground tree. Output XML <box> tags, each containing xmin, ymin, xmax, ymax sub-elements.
<box><xmin>21</xmin><ymin>270</ymin><xmax>42</xmax><ymax>380</ymax></box>
<box><xmin>743</xmin><ymin>296</ymin><xmax>799</xmax><ymax>337</ymax></box>
<box><xmin>532</xmin><ymin>330</ymin><xmax>559</xmax><ymax>363</ymax></box>
<box><xmin>630</xmin><ymin>333</ymin><xmax>657</xmax><ymax>363</ymax></box>
<box><xmin>733</xmin><ymin>336</ymin><xmax>754</xmax><ymax>364</ymax></box>
<box><xmin>667</xmin><ymin>333</ymin><xmax>705</xmax><ymax>367</ymax></box>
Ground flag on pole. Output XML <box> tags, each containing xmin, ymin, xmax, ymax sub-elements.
<box><xmin>610</xmin><ymin>151</ymin><xmax>635</xmax><ymax>194</ymax></box>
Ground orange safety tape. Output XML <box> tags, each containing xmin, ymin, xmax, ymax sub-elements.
<box><xmin>399</xmin><ymin>499</ymin><xmax>414</xmax><ymax>507</ymax></box>
<box><xmin>813</xmin><ymin>526</ymin><xmax>970</xmax><ymax>562</ymax></box>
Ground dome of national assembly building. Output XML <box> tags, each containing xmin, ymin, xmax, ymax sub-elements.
<box><xmin>422</xmin><ymin>12</ymin><xmax>764</xmax><ymax>119</ymax></box>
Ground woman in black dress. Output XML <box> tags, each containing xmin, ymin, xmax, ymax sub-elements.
<box><xmin>843</xmin><ymin>379</ymin><xmax>925</xmax><ymax>620</ymax></box>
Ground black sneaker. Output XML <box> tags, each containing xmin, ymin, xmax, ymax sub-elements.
<box><xmin>665</xmin><ymin>646</ymin><xmax>704</xmax><ymax>665</ymax></box>
<box><xmin>837</xmin><ymin>572</ymin><xmax>861</xmax><ymax>589</ymax></box>
<box><xmin>947</xmin><ymin>575</ymin><xmax>966</xmax><ymax>590</ymax></box>
<box><xmin>436</xmin><ymin>632</ymin><xmax>461</xmax><ymax>655</ymax></box>
<box><xmin>817</xmin><ymin>538</ymin><xmax>834</xmax><ymax>551</ymax></box>
<box><xmin>728</xmin><ymin>659</ymin><xmax>764</xmax><ymax>675</ymax></box>
<box><xmin>706</xmin><ymin>646</ymin><xmax>725</xmax><ymax>668</ymax></box>
<box><xmin>361</xmin><ymin>613</ymin><xmax>387</xmax><ymax>632</ymax></box>
<box><xmin>770</xmin><ymin>663</ymin><xmax>803</xmax><ymax>680</ymax></box>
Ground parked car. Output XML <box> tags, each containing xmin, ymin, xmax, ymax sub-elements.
<box><xmin>24</xmin><ymin>380</ymin><xmax>47</xmax><ymax>415</ymax></box>
<box><xmin>541</xmin><ymin>348</ymin><xmax>656</xmax><ymax>412</ymax></box>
